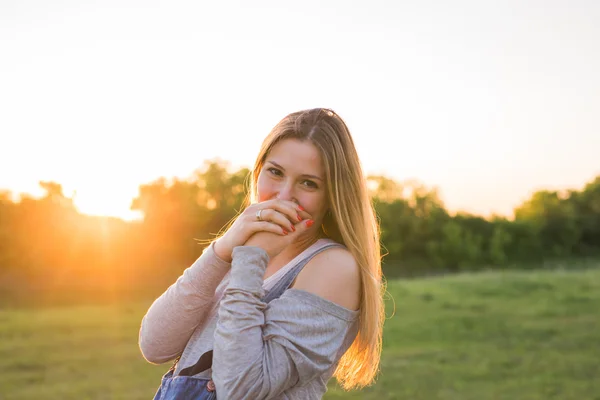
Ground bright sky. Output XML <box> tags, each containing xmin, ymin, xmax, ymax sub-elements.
<box><xmin>1</xmin><ymin>0</ymin><xmax>599</xmax><ymax>220</ymax></box>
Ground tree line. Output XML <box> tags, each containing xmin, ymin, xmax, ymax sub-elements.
<box><xmin>1</xmin><ymin>160</ymin><xmax>598</xmax><ymax>303</ymax></box>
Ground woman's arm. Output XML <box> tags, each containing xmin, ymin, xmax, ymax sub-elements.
<box><xmin>138</xmin><ymin>242</ymin><xmax>231</xmax><ymax>364</ymax></box>
<box><xmin>212</xmin><ymin>245</ymin><xmax>360</xmax><ymax>400</ymax></box>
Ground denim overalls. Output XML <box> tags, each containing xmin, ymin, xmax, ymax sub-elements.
<box><xmin>151</xmin><ymin>242</ymin><xmax>342</xmax><ymax>399</ymax></box>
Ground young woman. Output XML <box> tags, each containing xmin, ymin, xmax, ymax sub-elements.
<box><xmin>139</xmin><ymin>108</ymin><xmax>385</xmax><ymax>399</ymax></box>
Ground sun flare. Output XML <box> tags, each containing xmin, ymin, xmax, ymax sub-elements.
<box><xmin>72</xmin><ymin>187</ymin><xmax>142</xmax><ymax>221</ymax></box>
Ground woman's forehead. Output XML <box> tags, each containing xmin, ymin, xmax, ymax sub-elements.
<box><xmin>266</xmin><ymin>139</ymin><xmax>324</xmax><ymax>175</ymax></box>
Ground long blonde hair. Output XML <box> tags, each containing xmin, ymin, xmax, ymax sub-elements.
<box><xmin>248</xmin><ymin>108</ymin><xmax>385</xmax><ymax>389</ymax></box>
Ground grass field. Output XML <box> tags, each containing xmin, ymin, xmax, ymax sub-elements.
<box><xmin>1</xmin><ymin>268</ymin><xmax>599</xmax><ymax>399</ymax></box>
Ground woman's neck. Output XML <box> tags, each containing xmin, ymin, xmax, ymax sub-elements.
<box><xmin>264</xmin><ymin>233</ymin><xmax>324</xmax><ymax>278</ymax></box>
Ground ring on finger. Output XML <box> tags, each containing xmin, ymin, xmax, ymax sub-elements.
<box><xmin>256</xmin><ymin>209</ymin><xmax>264</xmax><ymax>221</ymax></box>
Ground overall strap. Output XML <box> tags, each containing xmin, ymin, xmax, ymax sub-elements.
<box><xmin>175</xmin><ymin>242</ymin><xmax>344</xmax><ymax>378</ymax></box>
<box><xmin>262</xmin><ymin>242</ymin><xmax>345</xmax><ymax>304</ymax></box>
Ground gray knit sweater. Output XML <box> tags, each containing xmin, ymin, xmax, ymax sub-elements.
<box><xmin>139</xmin><ymin>241</ymin><xmax>359</xmax><ymax>399</ymax></box>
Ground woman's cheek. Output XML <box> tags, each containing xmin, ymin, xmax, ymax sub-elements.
<box><xmin>256</xmin><ymin>176</ymin><xmax>273</xmax><ymax>202</ymax></box>
<box><xmin>257</xmin><ymin>189</ymin><xmax>273</xmax><ymax>202</ymax></box>
<box><xmin>299</xmin><ymin>195</ymin><xmax>325</xmax><ymax>219</ymax></box>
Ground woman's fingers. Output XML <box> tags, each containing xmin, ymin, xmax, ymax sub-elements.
<box><xmin>260</xmin><ymin>199</ymin><xmax>312</xmax><ymax>223</ymax></box>
<box><xmin>253</xmin><ymin>208</ymin><xmax>296</xmax><ymax>233</ymax></box>
<box><xmin>255</xmin><ymin>221</ymin><xmax>290</xmax><ymax>235</ymax></box>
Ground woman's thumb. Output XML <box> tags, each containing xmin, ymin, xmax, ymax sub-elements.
<box><xmin>295</xmin><ymin>218</ymin><xmax>314</xmax><ymax>234</ymax></box>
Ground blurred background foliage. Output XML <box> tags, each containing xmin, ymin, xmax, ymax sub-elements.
<box><xmin>1</xmin><ymin>159</ymin><xmax>598</xmax><ymax>306</ymax></box>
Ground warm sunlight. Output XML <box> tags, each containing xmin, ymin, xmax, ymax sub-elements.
<box><xmin>71</xmin><ymin>185</ymin><xmax>142</xmax><ymax>221</ymax></box>
<box><xmin>2</xmin><ymin>3</ymin><xmax>600</xmax><ymax>399</ymax></box>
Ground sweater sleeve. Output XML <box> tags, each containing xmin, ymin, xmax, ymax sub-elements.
<box><xmin>211</xmin><ymin>245</ymin><xmax>359</xmax><ymax>400</ymax></box>
<box><xmin>138</xmin><ymin>241</ymin><xmax>231</xmax><ymax>364</ymax></box>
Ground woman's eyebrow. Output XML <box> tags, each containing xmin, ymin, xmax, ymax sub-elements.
<box><xmin>267</xmin><ymin>160</ymin><xmax>323</xmax><ymax>182</ymax></box>
<box><xmin>266</xmin><ymin>160</ymin><xmax>284</xmax><ymax>170</ymax></box>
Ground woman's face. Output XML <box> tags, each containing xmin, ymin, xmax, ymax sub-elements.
<box><xmin>257</xmin><ymin>138</ymin><xmax>329</xmax><ymax>229</ymax></box>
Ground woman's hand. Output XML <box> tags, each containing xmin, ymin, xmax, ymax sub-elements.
<box><xmin>244</xmin><ymin>218</ymin><xmax>315</xmax><ymax>259</ymax></box>
<box><xmin>214</xmin><ymin>199</ymin><xmax>312</xmax><ymax>262</ymax></box>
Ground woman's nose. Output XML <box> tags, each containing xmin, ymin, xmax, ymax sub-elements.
<box><xmin>276</xmin><ymin>182</ymin><xmax>297</xmax><ymax>203</ymax></box>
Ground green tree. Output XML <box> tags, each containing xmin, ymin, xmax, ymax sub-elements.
<box><xmin>514</xmin><ymin>190</ymin><xmax>580</xmax><ymax>257</ymax></box>
<box><xmin>569</xmin><ymin>176</ymin><xmax>600</xmax><ymax>255</ymax></box>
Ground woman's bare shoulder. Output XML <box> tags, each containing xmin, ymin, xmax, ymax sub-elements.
<box><xmin>292</xmin><ymin>246</ymin><xmax>361</xmax><ymax>311</ymax></box>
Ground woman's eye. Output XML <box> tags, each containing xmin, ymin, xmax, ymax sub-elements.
<box><xmin>268</xmin><ymin>167</ymin><xmax>282</xmax><ymax>176</ymax></box>
<box><xmin>302</xmin><ymin>180</ymin><xmax>318</xmax><ymax>189</ymax></box>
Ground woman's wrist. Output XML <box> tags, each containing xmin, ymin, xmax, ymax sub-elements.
<box><xmin>213</xmin><ymin>238</ymin><xmax>233</xmax><ymax>263</ymax></box>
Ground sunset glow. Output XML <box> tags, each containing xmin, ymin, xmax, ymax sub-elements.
<box><xmin>72</xmin><ymin>188</ymin><xmax>143</xmax><ymax>221</ymax></box>
<box><xmin>1</xmin><ymin>1</ymin><xmax>599</xmax><ymax>220</ymax></box>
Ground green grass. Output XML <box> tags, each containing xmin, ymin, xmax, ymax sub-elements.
<box><xmin>2</xmin><ymin>268</ymin><xmax>600</xmax><ymax>399</ymax></box>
